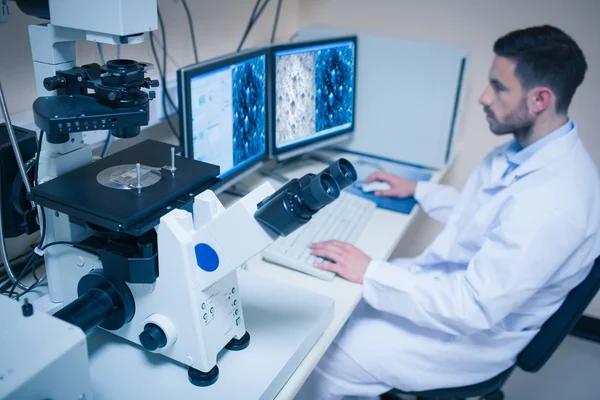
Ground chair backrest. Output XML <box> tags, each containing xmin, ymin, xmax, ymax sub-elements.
<box><xmin>517</xmin><ymin>256</ymin><xmax>600</xmax><ymax>372</ymax></box>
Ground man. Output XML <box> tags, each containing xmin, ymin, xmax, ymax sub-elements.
<box><xmin>296</xmin><ymin>25</ymin><xmax>600</xmax><ymax>399</ymax></box>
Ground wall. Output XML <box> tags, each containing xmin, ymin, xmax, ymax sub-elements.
<box><xmin>298</xmin><ymin>0</ymin><xmax>600</xmax><ymax>316</ymax></box>
<box><xmin>0</xmin><ymin>0</ymin><xmax>300</xmax><ymax>260</ymax></box>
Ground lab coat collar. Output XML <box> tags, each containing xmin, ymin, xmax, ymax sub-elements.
<box><xmin>486</xmin><ymin>122</ymin><xmax>579</xmax><ymax>190</ymax></box>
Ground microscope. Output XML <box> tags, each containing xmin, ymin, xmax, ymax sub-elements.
<box><xmin>2</xmin><ymin>0</ymin><xmax>359</xmax><ymax>394</ymax></box>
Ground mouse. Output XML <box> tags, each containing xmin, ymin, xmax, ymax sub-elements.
<box><xmin>361</xmin><ymin>181</ymin><xmax>391</xmax><ymax>193</ymax></box>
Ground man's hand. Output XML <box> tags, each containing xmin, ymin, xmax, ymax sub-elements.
<box><xmin>310</xmin><ymin>240</ymin><xmax>371</xmax><ymax>284</ymax></box>
<box><xmin>365</xmin><ymin>171</ymin><xmax>417</xmax><ymax>198</ymax></box>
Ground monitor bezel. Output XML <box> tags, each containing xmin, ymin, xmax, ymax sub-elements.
<box><xmin>178</xmin><ymin>48</ymin><xmax>270</xmax><ymax>190</ymax></box>
<box><xmin>268</xmin><ymin>35</ymin><xmax>358</xmax><ymax>159</ymax></box>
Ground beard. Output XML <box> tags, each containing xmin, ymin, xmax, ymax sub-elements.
<box><xmin>485</xmin><ymin>96</ymin><xmax>534</xmax><ymax>136</ymax></box>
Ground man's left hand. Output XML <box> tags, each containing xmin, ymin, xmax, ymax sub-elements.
<box><xmin>310</xmin><ymin>240</ymin><xmax>371</xmax><ymax>284</ymax></box>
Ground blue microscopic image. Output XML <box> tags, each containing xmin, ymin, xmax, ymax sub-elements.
<box><xmin>315</xmin><ymin>44</ymin><xmax>354</xmax><ymax>132</ymax></box>
<box><xmin>232</xmin><ymin>56</ymin><xmax>266</xmax><ymax>166</ymax></box>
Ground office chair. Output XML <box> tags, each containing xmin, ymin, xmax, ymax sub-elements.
<box><xmin>381</xmin><ymin>255</ymin><xmax>600</xmax><ymax>400</ymax></box>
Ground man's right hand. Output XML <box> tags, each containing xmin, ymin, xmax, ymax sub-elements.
<box><xmin>365</xmin><ymin>171</ymin><xmax>417</xmax><ymax>198</ymax></box>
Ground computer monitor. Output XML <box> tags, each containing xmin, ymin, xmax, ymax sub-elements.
<box><xmin>178</xmin><ymin>49</ymin><xmax>268</xmax><ymax>192</ymax></box>
<box><xmin>270</xmin><ymin>36</ymin><xmax>357</xmax><ymax>160</ymax></box>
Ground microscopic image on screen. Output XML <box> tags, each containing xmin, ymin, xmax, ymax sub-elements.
<box><xmin>232</xmin><ymin>56</ymin><xmax>266</xmax><ymax>166</ymax></box>
<box><xmin>315</xmin><ymin>44</ymin><xmax>354</xmax><ymax>132</ymax></box>
<box><xmin>275</xmin><ymin>53</ymin><xmax>317</xmax><ymax>146</ymax></box>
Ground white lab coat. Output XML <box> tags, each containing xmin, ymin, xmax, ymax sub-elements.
<box><xmin>334</xmin><ymin>123</ymin><xmax>600</xmax><ymax>392</ymax></box>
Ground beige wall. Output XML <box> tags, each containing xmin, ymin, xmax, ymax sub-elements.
<box><xmin>298</xmin><ymin>0</ymin><xmax>600</xmax><ymax>315</ymax></box>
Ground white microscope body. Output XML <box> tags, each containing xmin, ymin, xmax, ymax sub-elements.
<box><xmin>118</xmin><ymin>183</ymin><xmax>279</xmax><ymax>377</ymax></box>
<box><xmin>19</xmin><ymin>0</ymin><xmax>271</xmax><ymax>382</ymax></box>
<box><xmin>35</xmin><ymin>179</ymin><xmax>282</xmax><ymax>382</ymax></box>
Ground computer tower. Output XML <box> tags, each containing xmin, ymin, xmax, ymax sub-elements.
<box><xmin>0</xmin><ymin>123</ymin><xmax>38</xmax><ymax>238</ymax></box>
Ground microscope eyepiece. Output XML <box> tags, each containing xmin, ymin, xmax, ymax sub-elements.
<box><xmin>299</xmin><ymin>172</ymin><xmax>340</xmax><ymax>212</ymax></box>
<box><xmin>254</xmin><ymin>158</ymin><xmax>356</xmax><ymax>237</ymax></box>
<box><xmin>321</xmin><ymin>158</ymin><xmax>357</xmax><ymax>190</ymax></box>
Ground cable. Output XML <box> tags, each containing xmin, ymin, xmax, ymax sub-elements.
<box><xmin>157</xmin><ymin>8</ymin><xmax>178</xmax><ymax>114</ymax></box>
<box><xmin>32</xmin><ymin>130</ymin><xmax>47</xmax><ymax>286</ymax></box>
<box><xmin>6</xmin><ymin>252</ymin><xmax>38</xmax><ymax>298</ymax></box>
<box><xmin>38</xmin><ymin>207</ymin><xmax>46</xmax><ymax>254</ymax></box>
<box><xmin>34</xmin><ymin>131</ymin><xmax>46</xmax><ymax>251</ymax></box>
<box><xmin>117</xmin><ymin>44</ymin><xmax>121</xmax><ymax>60</ymax></box>
<box><xmin>34</xmin><ymin>130</ymin><xmax>43</xmax><ymax>186</ymax></box>
<box><xmin>4</xmin><ymin>238</ymin><xmax>100</xmax><ymax>299</ymax></box>
<box><xmin>150</xmin><ymin>32</ymin><xmax>180</xmax><ymax>144</ymax></box>
<box><xmin>149</xmin><ymin>7</ymin><xmax>180</xmax><ymax>144</ymax></box>
<box><xmin>270</xmin><ymin>0</ymin><xmax>283</xmax><ymax>44</ymax></box>
<box><xmin>237</xmin><ymin>0</ymin><xmax>265</xmax><ymax>52</ymax></box>
<box><xmin>151</xmin><ymin>34</ymin><xmax>182</xmax><ymax>70</ymax></box>
<box><xmin>0</xmin><ymin>251</ymin><xmax>34</xmax><ymax>272</ymax></box>
<box><xmin>16</xmin><ymin>256</ymin><xmax>45</xmax><ymax>300</ymax></box>
<box><xmin>181</xmin><ymin>0</ymin><xmax>199</xmax><ymax>64</ymax></box>
<box><xmin>39</xmin><ymin>240</ymin><xmax>99</xmax><ymax>254</ymax></box>
<box><xmin>149</xmin><ymin>32</ymin><xmax>178</xmax><ymax>113</ymax></box>
<box><xmin>16</xmin><ymin>279</ymin><xmax>42</xmax><ymax>300</ymax></box>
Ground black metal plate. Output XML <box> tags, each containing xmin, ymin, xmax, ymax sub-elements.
<box><xmin>29</xmin><ymin>140</ymin><xmax>220</xmax><ymax>235</ymax></box>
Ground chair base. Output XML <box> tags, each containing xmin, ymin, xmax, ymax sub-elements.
<box><xmin>381</xmin><ymin>367</ymin><xmax>512</xmax><ymax>400</ymax></box>
<box><xmin>382</xmin><ymin>389</ymin><xmax>504</xmax><ymax>400</ymax></box>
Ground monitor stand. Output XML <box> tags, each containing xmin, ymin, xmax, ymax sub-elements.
<box><xmin>304</xmin><ymin>151</ymin><xmax>336</xmax><ymax>165</ymax></box>
<box><xmin>260</xmin><ymin>167</ymin><xmax>288</xmax><ymax>183</ymax></box>
<box><xmin>261</xmin><ymin>151</ymin><xmax>338</xmax><ymax>183</ymax></box>
<box><xmin>223</xmin><ymin>183</ymin><xmax>251</xmax><ymax>197</ymax></box>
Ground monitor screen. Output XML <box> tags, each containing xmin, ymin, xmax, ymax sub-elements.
<box><xmin>179</xmin><ymin>51</ymin><xmax>267</xmax><ymax>182</ymax></box>
<box><xmin>273</xmin><ymin>37</ymin><xmax>356</xmax><ymax>154</ymax></box>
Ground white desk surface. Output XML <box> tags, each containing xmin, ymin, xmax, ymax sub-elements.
<box><xmin>219</xmin><ymin>152</ymin><xmax>445</xmax><ymax>399</ymax></box>
<box><xmin>16</xmin><ymin>127</ymin><xmax>447</xmax><ymax>399</ymax></box>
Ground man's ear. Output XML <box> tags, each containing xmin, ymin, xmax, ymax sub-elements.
<box><xmin>528</xmin><ymin>87</ymin><xmax>554</xmax><ymax>114</ymax></box>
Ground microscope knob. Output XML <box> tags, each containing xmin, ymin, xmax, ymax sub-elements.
<box><xmin>139</xmin><ymin>323</ymin><xmax>167</xmax><ymax>351</ymax></box>
<box><xmin>43</xmin><ymin>76</ymin><xmax>67</xmax><ymax>91</ymax></box>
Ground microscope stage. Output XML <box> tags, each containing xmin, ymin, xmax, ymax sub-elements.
<box><xmin>29</xmin><ymin>140</ymin><xmax>220</xmax><ymax>236</ymax></box>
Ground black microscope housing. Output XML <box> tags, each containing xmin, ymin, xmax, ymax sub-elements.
<box><xmin>33</xmin><ymin>59</ymin><xmax>159</xmax><ymax>144</ymax></box>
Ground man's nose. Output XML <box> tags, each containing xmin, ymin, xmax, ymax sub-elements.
<box><xmin>479</xmin><ymin>86</ymin><xmax>492</xmax><ymax>106</ymax></box>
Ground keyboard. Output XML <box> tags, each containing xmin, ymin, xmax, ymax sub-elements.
<box><xmin>262</xmin><ymin>192</ymin><xmax>377</xmax><ymax>280</ymax></box>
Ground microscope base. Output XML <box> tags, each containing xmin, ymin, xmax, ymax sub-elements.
<box><xmin>225</xmin><ymin>331</ymin><xmax>251</xmax><ymax>351</ymax></box>
<box><xmin>188</xmin><ymin>365</ymin><xmax>219</xmax><ymax>387</ymax></box>
<box><xmin>86</xmin><ymin>269</ymin><xmax>335</xmax><ymax>400</ymax></box>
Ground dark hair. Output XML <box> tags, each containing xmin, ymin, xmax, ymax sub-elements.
<box><xmin>494</xmin><ymin>25</ymin><xmax>587</xmax><ymax>114</ymax></box>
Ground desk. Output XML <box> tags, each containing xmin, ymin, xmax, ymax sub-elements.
<box><xmin>220</xmin><ymin>153</ymin><xmax>446</xmax><ymax>399</ymax></box>
<box><xmin>14</xmin><ymin>125</ymin><xmax>447</xmax><ymax>399</ymax></box>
